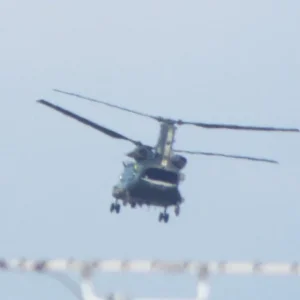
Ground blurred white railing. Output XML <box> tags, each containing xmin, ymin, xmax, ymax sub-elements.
<box><xmin>1</xmin><ymin>259</ymin><xmax>299</xmax><ymax>300</ymax></box>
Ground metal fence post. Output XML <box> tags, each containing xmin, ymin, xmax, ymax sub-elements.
<box><xmin>196</xmin><ymin>267</ymin><xmax>210</xmax><ymax>300</ymax></box>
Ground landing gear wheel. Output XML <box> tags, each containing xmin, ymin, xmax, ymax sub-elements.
<box><xmin>110</xmin><ymin>203</ymin><xmax>120</xmax><ymax>213</ymax></box>
<box><xmin>164</xmin><ymin>213</ymin><xmax>169</xmax><ymax>223</ymax></box>
<box><xmin>158</xmin><ymin>212</ymin><xmax>164</xmax><ymax>222</ymax></box>
<box><xmin>158</xmin><ymin>212</ymin><xmax>169</xmax><ymax>223</ymax></box>
<box><xmin>110</xmin><ymin>203</ymin><xmax>115</xmax><ymax>213</ymax></box>
<box><xmin>175</xmin><ymin>205</ymin><xmax>180</xmax><ymax>216</ymax></box>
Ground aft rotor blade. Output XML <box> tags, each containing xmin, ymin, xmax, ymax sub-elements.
<box><xmin>174</xmin><ymin>149</ymin><xmax>278</xmax><ymax>164</ymax></box>
<box><xmin>180</xmin><ymin>121</ymin><xmax>299</xmax><ymax>132</ymax></box>
<box><xmin>37</xmin><ymin>99</ymin><xmax>141</xmax><ymax>145</ymax></box>
<box><xmin>53</xmin><ymin>88</ymin><xmax>161</xmax><ymax>121</ymax></box>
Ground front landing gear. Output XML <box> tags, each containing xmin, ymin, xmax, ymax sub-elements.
<box><xmin>110</xmin><ymin>202</ymin><xmax>120</xmax><ymax>213</ymax></box>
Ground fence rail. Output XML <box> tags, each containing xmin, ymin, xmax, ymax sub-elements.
<box><xmin>1</xmin><ymin>259</ymin><xmax>299</xmax><ymax>300</ymax></box>
<box><xmin>1</xmin><ymin>259</ymin><xmax>300</xmax><ymax>275</ymax></box>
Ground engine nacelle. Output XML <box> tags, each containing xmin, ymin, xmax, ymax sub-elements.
<box><xmin>171</xmin><ymin>154</ymin><xmax>187</xmax><ymax>169</ymax></box>
<box><xmin>126</xmin><ymin>146</ymin><xmax>153</xmax><ymax>161</ymax></box>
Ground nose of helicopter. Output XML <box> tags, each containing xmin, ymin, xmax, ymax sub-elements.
<box><xmin>112</xmin><ymin>185</ymin><xmax>126</xmax><ymax>198</ymax></box>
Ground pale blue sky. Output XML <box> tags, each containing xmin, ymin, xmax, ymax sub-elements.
<box><xmin>0</xmin><ymin>0</ymin><xmax>300</xmax><ymax>299</ymax></box>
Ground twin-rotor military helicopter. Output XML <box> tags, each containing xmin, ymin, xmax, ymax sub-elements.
<box><xmin>37</xmin><ymin>89</ymin><xmax>299</xmax><ymax>223</ymax></box>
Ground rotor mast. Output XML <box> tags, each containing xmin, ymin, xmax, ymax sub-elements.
<box><xmin>155</xmin><ymin>121</ymin><xmax>177</xmax><ymax>167</ymax></box>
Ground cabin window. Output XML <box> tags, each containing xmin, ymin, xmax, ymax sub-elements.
<box><xmin>143</xmin><ymin>168</ymin><xmax>178</xmax><ymax>184</ymax></box>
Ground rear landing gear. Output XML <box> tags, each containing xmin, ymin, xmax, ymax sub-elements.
<box><xmin>110</xmin><ymin>202</ymin><xmax>120</xmax><ymax>213</ymax></box>
<box><xmin>158</xmin><ymin>211</ymin><xmax>169</xmax><ymax>223</ymax></box>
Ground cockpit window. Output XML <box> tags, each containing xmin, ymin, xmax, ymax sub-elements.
<box><xmin>142</xmin><ymin>168</ymin><xmax>178</xmax><ymax>184</ymax></box>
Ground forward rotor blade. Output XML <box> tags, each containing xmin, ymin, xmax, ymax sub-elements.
<box><xmin>53</xmin><ymin>88</ymin><xmax>161</xmax><ymax>121</ymax></box>
<box><xmin>174</xmin><ymin>149</ymin><xmax>278</xmax><ymax>164</ymax></box>
<box><xmin>53</xmin><ymin>88</ymin><xmax>299</xmax><ymax>133</ymax></box>
<box><xmin>180</xmin><ymin>121</ymin><xmax>299</xmax><ymax>132</ymax></box>
<box><xmin>37</xmin><ymin>99</ymin><xmax>141</xmax><ymax>145</ymax></box>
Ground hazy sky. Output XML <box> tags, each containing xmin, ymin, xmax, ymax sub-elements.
<box><xmin>0</xmin><ymin>0</ymin><xmax>300</xmax><ymax>299</ymax></box>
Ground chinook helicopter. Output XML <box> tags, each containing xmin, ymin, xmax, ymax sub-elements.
<box><xmin>37</xmin><ymin>89</ymin><xmax>299</xmax><ymax>223</ymax></box>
